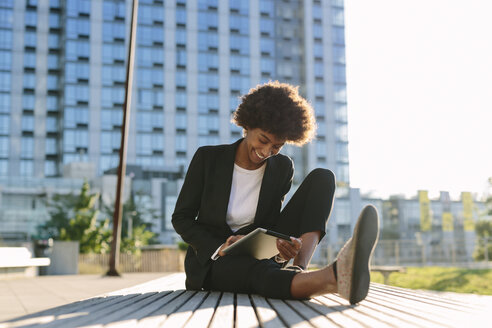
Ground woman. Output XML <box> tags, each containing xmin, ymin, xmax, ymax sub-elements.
<box><xmin>172</xmin><ymin>81</ymin><xmax>379</xmax><ymax>304</ymax></box>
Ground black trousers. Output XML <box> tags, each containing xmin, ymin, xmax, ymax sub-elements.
<box><xmin>203</xmin><ymin>168</ymin><xmax>336</xmax><ymax>299</ymax></box>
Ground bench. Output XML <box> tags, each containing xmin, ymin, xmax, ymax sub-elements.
<box><xmin>371</xmin><ymin>265</ymin><xmax>406</xmax><ymax>284</ymax></box>
<box><xmin>0</xmin><ymin>247</ymin><xmax>50</xmax><ymax>279</ymax></box>
<box><xmin>2</xmin><ymin>273</ymin><xmax>487</xmax><ymax>327</ymax></box>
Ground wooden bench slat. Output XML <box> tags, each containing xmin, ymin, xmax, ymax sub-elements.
<box><xmin>103</xmin><ymin>290</ymin><xmax>184</xmax><ymax>328</ymax></box>
<box><xmin>161</xmin><ymin>291</ymin><xmax>208</xmax><ymax>328</ymax></box>
<box><xmin>81</xmin><ymin>292</ymin><xmax>173</xmax><ymax>328</ymax></box>
<box><xmin>209</xmin><ymin>292</ymin><xmax>235</xmax><ymax>328</ymax></box>
<box><xmin>3</xmin><ymin>294</ymin><xmax>121</xmax><ymax>326</ymax></box>
<box><xmin>367</xmin><ymin>288</ymin><xmax>476</xmax><ymax>322</ymax></box>
<box><xmin>285</xmin><ymin>299</ymin><xmax>338</xmax><ymax>328</ymax></box>
<box><xmin>103</xmin><ymin>273</ymin><xmax>185</xmax><ymax>296</ymax></box>
<box><xmin>4</xmin><ymin>273</ymin><xmax>488</xmax><ymax>328</ymax></box>
<box><xmin>370</xmin><ymin>284</ymin><xmax>483</xmax><ymax>312</ymax></box>
<box><xmin>362</xmin><ymin>293</ymin><xmax>460</xmax><ymax>328</ymax></box>
<box><xmin>313</xmin><ymin>296</ymin><xmax>396</xmax><ymax>328</ymax></box>
<box><xmin>322</xmin><ymin>295</ymin><xmax>421</xmax><ymax>328</ymax></box>
<box><xmin>235</xmin><ymin>294</ymin><xmax>259</xmax><ymax>328</ymax></box>
<box><xmin>267</xmin><ymin>298</ymin><xmax>312</xmax><ymax>328</ymax></box>
<box><xmin>249</xmin><ymin>295</ymin><xmax>284</xmax><ymax>328</ymax></box>
<box><xmin>47</xmin><ymin>293</ymin><xmax>154</xmax><ymax>328</ymax></box>
<box><xmin>184</xmin><ymin>291</ymin><xmax>221</xmax><ymax>328</ymax></box>
<box><xmin>136</xmin><ymin>290</ymin><xmax>195</xmax><ymax>328</ymax></box>
<box><xmin>357</xmin><ymin>295</ymin><xmax>450</xmax><ymax>328</ymax></box>
<box><xmin>304</xmin><ymin>297</ymin><xmax>365</xmax><ymax>328</ymax></box>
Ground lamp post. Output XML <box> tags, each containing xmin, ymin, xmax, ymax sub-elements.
<box><xmin>106</xmin><ymin>0</ymin><xmax>138</xmax><ymax>277</ymax></box>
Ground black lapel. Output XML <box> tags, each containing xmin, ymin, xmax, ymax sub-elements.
<box><xmin>213</xmin><ymin>139</ymin><xmax>242</xmax><ymax>226</ymax></box>
<box><xmin>253</xmin><ymin>155</ymin><xmax>277</xmax><ymax>226</ymax></box>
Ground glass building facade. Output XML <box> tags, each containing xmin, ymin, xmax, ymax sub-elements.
<box><xmin>0</xmin><ymin>0</ymin><xmax>350</xmax><ymax>185</ymax></box>
<box><xmin>0</xmin><ymin>0</ymin><xmax>351</xmax><ymax>244</ymax></box>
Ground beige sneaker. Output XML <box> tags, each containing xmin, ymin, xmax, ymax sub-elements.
<box><xmin>336</xmin><ymin>205</ymin><xmax>379</xmax><ymax>304</ymax></box>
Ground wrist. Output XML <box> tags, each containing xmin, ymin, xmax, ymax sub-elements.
<box><xmin>274</xmin><ymin>255</ymin><xmax>287</xmax><ymax>263</ymax></box>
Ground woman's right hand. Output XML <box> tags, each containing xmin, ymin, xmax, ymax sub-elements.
<box><xmin>217</xmin><ymin>235</ymin><xmax>244</xmax><ymax>257</ymax></box>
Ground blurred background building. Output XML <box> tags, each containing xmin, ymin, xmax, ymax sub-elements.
<box><xmin>0</xmin><ymin>0</ymin><xmax>485</xmax><ymax>263</ymax></box>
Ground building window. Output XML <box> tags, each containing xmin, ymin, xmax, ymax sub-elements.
<box><xmin>229</xmin><ymin>14</ymin><xmax>248</xmax><ymax>34</ymax></box>
<box><xmin>66</xmin><ymin>18</ymin><xmax>90</xmax><ymax>38</ymax></box>
<box><xmin>0</xmin><ymin>8</ymin><xmax>13</xmax><ymax>29</ymax></box>
<box><xmin>198</xmin><ymin>12</ymin><xmax>217</xmax><ymax>31</ymax></box>
<box><xmin>333</xmin><ymin>45</ymin><xmax>345</xmax><ymax>64</ymax></box>
<box><xmin>47</xmin><ymin>54</ymin><xmax>59</xmax><ymax>69</ymax></box>
<box><xmin>0</xmin><ymin>30</ymin><xmax>13</xmax><ymax>49</ymax></box>
<box><xmin>45</xmin><ymin>160</ymin><xmax>57</xmax><ymax>176</ymax></box>
<box><xmin>23</xmin><ymin>73</ymin><xmax>36</xmax><ymax>90</ymax></box>
<box><xmin>65</xmin><ymin>85</ymin><xmax>90</xmax><ymax>105</ymax></box>
<box><xmin>335</xmin><ymin>124</ymin><xmax>348</xmax><ymax>142</ymax></box>
<box><xmin>332</xmin><ymin>26</ymin><xmax>345</xmax><ymax>45</ymax></box>
<box><xmin>197</xmin><ymin>32</ymin><xmax>218</xmax><ymax>51</ymax></box>
<box><xmin>20</xmin><ymin>160</ymin><xmax>34</xmax><ymax>176</ymax></box>
<box><xmin>0</xmin><ymin>50</ymin><xmax>12</xmax><ymax>69</ymax></box>
<box><xmin>21</xmin><ymin>115</ymin><xmax>34</xmax><ymax>131</ymax></box>
<box><xmin>0</xmin><ymin>115</ymin><xmax>9</xmax><ymax>134</ymax></box>
<box><xmin>66</xmin><ymin>0</ymin><xmax>90</xmax><ymax>17</ymax></box>
<box><xmin>0</xmin><ymin>159</ymin><xmax>7</xmax><ymax>176</ymax></box>
<box><xmin>175</xmin><ymin>134</ymin><xmax>187</xmax><ymax>152</ymax></box>
<box><xmin>25</xmin><ymin>11</ymin><xmax>37</xmax><ymax>28</ymax></box>
<box><xmin>21</xmin><ymin>137</ymin><xmax>34</xmax><ymax>158</ymax></box>
<box><xmin>332</xmin><ymin>8</ymin><xmax>344</xmax><ymax>26</ymax></box>
<box><xmin>45</xmin><ymin>138</ymin><xmax>57</xmax><ymax>155</ymax></box>
<box><xmin>0</xmin><ymin>72</ymin><xmax>10</xmax><ymax>91</ymax></box>
<box><xmin>67</xmin><ymin>40</ymin><xmax>90</xmax><ymax>60</ymax></box>
<box><xmin>0</xmin><ymin>136</ymin><xmax>8</xmax><ymax>157</ymax></box>
<box><xmin>0</xmin><ymin>93</ymin><xmax>10</xmax><ymax>113</ymax></box>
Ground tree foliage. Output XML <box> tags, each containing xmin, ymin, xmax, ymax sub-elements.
<box><xmin>38</xmin><ymin>181</ymin><xmax>158</xmax><ymax>254</ymax></box>
<box><xmin>101</xmin><ymin>192</ymin><xmax>159</xmax><ymax>254</ymax></box>
<box><xmin>473</xmin><ymin>186</ymin><xmax>492</xmax><ymax>261</ymax></box>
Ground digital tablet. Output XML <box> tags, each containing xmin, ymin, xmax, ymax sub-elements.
<box><xmin>222</xmin><ymin>228</ymin><xmax>292</xmax><ymax>260</ymax></box>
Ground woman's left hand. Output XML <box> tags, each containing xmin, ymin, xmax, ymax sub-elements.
<box><xmin>276</xmin><ymin>237</ymin><xmax>302</xmax><ymax>261</ymax></box>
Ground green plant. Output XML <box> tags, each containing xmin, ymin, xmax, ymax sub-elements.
<box><xmin>177</xmin><ymin>241</ymin><xmax>189</xmax><ymax>251</ymax></box>
<box><xmin>101</xmin><ymin>191</ymin><xmax>159</xmax><ymax>254</ymax></box>
<box><xmin>38</xmin><ymin>181</ymin><xmax>112</xmax><ymax>254</ymax></box>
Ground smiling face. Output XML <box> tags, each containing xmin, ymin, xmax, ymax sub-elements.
<box><xmin>236</xmin><ymin>128</ymin><xmax>286</xmax><ymax>169</ymax></box>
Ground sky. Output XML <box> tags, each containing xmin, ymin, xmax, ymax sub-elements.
<box><xmin>344</xmin><ymin>0</ymin><xmax>492</xmax><ymax>200</ymax></box>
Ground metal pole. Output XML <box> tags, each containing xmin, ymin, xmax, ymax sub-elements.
<box><xmin>107</xmin><ymin>0</ymin><xmax>139</xmax><ymax>277</ymax></box>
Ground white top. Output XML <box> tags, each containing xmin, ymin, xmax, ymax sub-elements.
<box><xmin>225</xmin><ymin>162</ymin><xmax>266</xmax><ymax>232</ymax></box>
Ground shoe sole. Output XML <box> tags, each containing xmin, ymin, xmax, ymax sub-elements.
<box><xmin>349</xmin><ymin>205</ymin><xmax>379</xmax><ymax>304</ymax></box>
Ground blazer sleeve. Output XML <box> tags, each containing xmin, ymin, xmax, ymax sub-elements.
<box><xmin>172</xmin><ymin>147</ymin><xmax>225</xmax><ymax>265</ymax></box>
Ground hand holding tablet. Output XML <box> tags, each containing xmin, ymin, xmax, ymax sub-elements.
<box><xmin>221</xmin><ymin>228</ymin><xmax>299</xmax><ymax>260</ymax></box>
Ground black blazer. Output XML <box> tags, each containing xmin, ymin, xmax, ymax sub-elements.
<box><xmin>172</xmin><ymin>138</ymin><xmax>294</xmax><ymax>290</ymax></box>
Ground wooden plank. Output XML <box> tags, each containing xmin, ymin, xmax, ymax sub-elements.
<box><xmin>183</xmin><ymin>291</ymin><xmax>221</xmax><ymax>328</ymax></box>
<box><xmin>1</xmin><ymin>294</ymin><xmax>121</xmax><ymax>326</ymax></box>
<box><xmin>370</xmin><ymin>284</ymin><xmax>484</xmax><ymax>312</ymax></box>
<box><xmin>103</xmin><ymin>290</ymin><xmax>185</xmax><ymax>328</ymax></box>
<box><xmin>249</xmin><ymin>295</ymin><xmax>284</xmax><ymax>328</ymax></box>
<box><xmin>302</xmin><ymin>296</ymin><xmax>365</xmax><ymax>328</ymax></box>
<box><xmin>209</xmin><ymin>292</ymin><xmax>235</xmax><ymax>328</ymax></box>
<box><xmin>136</xmin><ymin>290</ymin><xmax>196</xmax><ymax>327</ymax></box>
<box><xmin>366</xmin><ymin>289</ymin><xmax>474</xmax><ymax>325</ymax></box>
<box><xmin>357</xmin><ymin>293</ymin><xmax>457</xmax><ymax>328</ymax></box>
<box><xmin>313</xmin><ymin>295</ymin><xmax>396</xmax><ymax>328</ymax></box>
<box><xmin>160</xmin><ymin>291</ymin><xmax>208</xmax><ymax>328</ymax></box>
<box><xmin>102</xmin><ymin>273</ymin><xmax>185</xmax><ymax>296</ymax></box>
<box><xmin>333</xmin><ymin>293</ymin><xmax>446</xmax><ymax>328</ymax></box>
<box><xmin>267</xmin><ymin>298</ymin><xmax>312</xmax><ymax>328</ymax></box>
<box><xmin>235</xmin><ymin>294</ymin><xmax>259</xmax><ymax>328</ymax></box>
<box><xmin>285</xmin><ymin>299</ymin><xmax>338</xmax><ymax>328</ymax></box>
<box><xmin>319</xmin><ymin>295</ymin><xmax>420</xmax><ymax>328</ymax></box>
<box><xmin>73</xmin><ymin>291</ymin><xmax>174</xmax><ymax>328</ymax></box>
<box><xmin>47</xmin><ymin>293</ymin><xmax>156</xmax><ymax>328</ymax></box>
